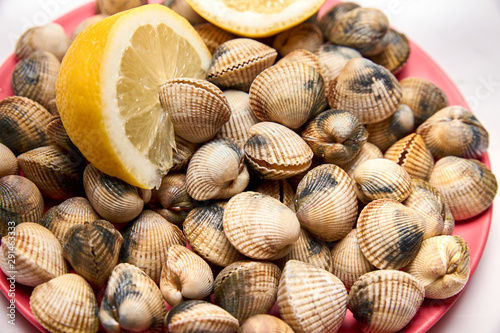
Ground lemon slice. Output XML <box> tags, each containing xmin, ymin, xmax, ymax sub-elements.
<box><xmin>184</xmin><ymin>0</ymin><xmax>325</xmax><ymax>37</ymax></box>
<box><xmin>56</xmin><ymin>4</ymin><xmax>211</xmax><ymax>189</ymax></box>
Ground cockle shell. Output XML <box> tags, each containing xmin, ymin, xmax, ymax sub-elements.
<box><xmin>70</xmin><ymin>14</ymin><xmax>108</xmax><ymax>41</ymax></box>
<box><xmin>295</xmin><ymin>164</ymin><xmax>358</xmax><ymax>242</ymax></box>
<box><xmin>328</xmin><ymin>58</ymin><xmax>402</xmax><ymax>125</ymax></box>
<box><xmin>368</xmin><ymin>28</ymin><xmax>410</xmax><ymax>74</ymax></box>
<box><xmin>357</xmin><ymin>199</ymin><xmax>425</xmax><ymax>270</ymax></box>
<box><xmin>254</xmin><ymin>179</ymin><xmax>295</xmax><ymax>211</ymax></box>
<box><xmin>171</xmin><ymin>134</ymin><xmax>199</xmax><ymax>172</ymax></box>
<box><xmin>96</xmin><ymin>0</ymin><xmax>147</xmax><ymax>15</ymax></box>
<box><xmin>194</xmin><ymin>23</ymin><xmax>235</xmax><ymax>54</ymax></box>
<box><xmin>159</xmin><ymin>78</ymin><xmax>231</xmax><ymax>143</ymax></box>
<box><xmin>428</xmin><ymin>156</ymin><xmax>497</xmax><ymax>220</ymax></box>
<box><xmin>317</xmin><ymin>2</ymin><xmax>361</xmax><ymax>40</ymax></box>
<box><xmin>30</xmin><ymin>274</ymin><xmax>99</xmax><ymax>333</ymax></box>
<box><xmin>348</xmin><ymin>270</ymin><xmax>425</xmax><ymax>333</ymax></box>
<box><xmin>99</xmin><ymin>263</ymin><xmax>166</xmax><ymax>333</ymax></box>
<box><xmin>416</xmin><ymin>106</ymin><xmax>489</xmax><ymax>159</ymax></box>
<box><xmin>160</xmin><ymin>244</ymin><xmax>214</xmax><ymax>306</ymax></box>
<box><xmin>162</xmin><ymin>0</ymin><xmax>206</xmax><ymax>26</ymax></box>
<box><xmin>214</xmin><ymin>260</ymin><xmax>281</xmax><ymax>323</ymax></box>
<box><xmin>276</xmin><ymin>49</ymin><xmax>321</xmax><ymax>74</ymax></box>
<box><xmin>315</xmin><ymin>43</ymin><xmax>362</xmax><ymax>92</ymax></box>
<box><xmin>341</xmin><ymin>142</ymin><xmax>383</xmax><ymax>178</ymax></box>
<box><xmin>15</xmin><ymin>23</ymin><xmax>70</xmax><ymax>61</ymax></box>
<box><xmin>272</xmin><ymin>23</ymin><xmax>323</xmax><ymax>57</ymax></box>
<box><xmin>0</xmin><ymin>222</ymin><xmax>68</xmax><ymax>287</ymax></box>
<box><xmin>0</xmin><ymin>143</ymin><xmax>19</xmax><ymax>178</ymax></box>
<box><xmin>46</xmin><ymin>115</ymin><xmax>79</xmax><ymax>152</ymax></box>
<box><xmin>223</xmin><ymin>191</ymin><xmax>300</xmax><ymax>260</ymax></box>
<box><xmin>207</xmin><ymin>38</ymin><xmax>277</xmax><ymax>92</ymax></box>
<box><xmin>277</xmin><ymin>260</ymin><xmax>348</xmax><ymax>333</ymax></box>
<box><xmin>241</xmin><ymin>314</ymin><xmax>294</xmax><ymax>333</ymax></box>
<box><xmin>404</xmin><ymin>235</ymin><xmax>470</xmax><ymax>299</ymax></box>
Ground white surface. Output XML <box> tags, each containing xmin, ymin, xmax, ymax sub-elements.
<box><xmin>0</xmin><ymin>0</ymin><xmax>499</xmax><ymax>332</ymax></box>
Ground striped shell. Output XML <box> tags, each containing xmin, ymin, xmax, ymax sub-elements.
<box><xmin>0</xmin><ymin>143</ymin><xmax>19</xmax><ymax>177</ymax></box>
<box><xmin>194</xmin><ymin>22</ymin><xmax>235</xmax><ymax>54</ymax></box>
<box><xmin>272</xmin><ymin>23</ymin><xmax>323</xmax><ymax>57</ymax></box>
<box><xmin>254</xmin><ymin>179</ymin><xmax>295</xmax><ymax>211</ymax></box>
<box><xmin>15</xmin><ymin>23</ymin><xmax>70</xmax><ymax>61</ymax></box>
<box><xmin>276</xmin><ymin>49</ymin><xmax>322</xmax><ymax>74</ymax></box>
<box><xmin>368</xmin><ymin>28</ymin><xmax>410</xmax><ymax>74</ymax></box>
<box><xmin>241</xmin><ymin>314</ymin><xmax>294</xmax><ymax>333</ymax></box>
<box><xmin>171</xmin><ymin>134</ymin><xmax>199</xmax><ymax>172</ymax></box>
<box><xmin>46</xmin><ymin>115</ymin><xmax>79</xmax><ymax>152</ymax></box>
<box><xmin>315</xmin><ymin>43</ymin><xmax>362</xmax><ymax>92</ymax></box>
<box><xmin>317</xmin><ymin>2</ymin><xmax>361</xmax><ymax>39</ymax></box>
<box><xmin>341</xmin><ymin>142</ymin><xmax>383</xmax><ymax>178</ymax></box>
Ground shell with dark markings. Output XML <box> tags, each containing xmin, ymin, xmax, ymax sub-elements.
<box><xmin>171</xmin><ymin>134</ymin><xmax>199</xmax><ymax>172</ymax></box>
<box><xmin>368</xmin><ymin>28</ymin><xmax>410</xmax><ymax>74</ymax></box>
<box><xmin>46</xmin><ymin>115</ymin><xmax>79</xmax><ymax>152</ymax></box>
<box><xmin>194</xmin><ymin>23</ymin><xmax>235</xmax><ymax>54</ymax></box>
<box><xmin>317</xmin><ymin>2</ymin><xmax>361</xmax><ymax>39</ymax></box>
<box><xmin>0</xmin><ymin>143</ymin><xmax>19</xmax><ymax>177</ymax></box>
<box><xmin>341</xmin><ymin>142</ymin><xmax>383</xmax><ymax>178</ymax></box>
<box><xmin>254</xmin><ymin>179</ymin><xmax>295</xmax><ymax>211</ymax></box>
<box><xmin>272</xmin><ymin>23</ymin><xmax>323</xmax><ymax>57</ymax></box>
<box><xmin>15</xmin><ymin>23</ymin><xmax>70</xmax><ymax>61</ymax></box>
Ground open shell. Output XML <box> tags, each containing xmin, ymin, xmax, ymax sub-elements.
<box><xmin>15</xmin><ymin>23</ymin><xmax>70</xmax><ymax>61</ymax></box>
<box><xmin>272</xmin><ymin>23</ymin><xmax>323</xmax><ymax>57</ymax></box>
<box><xmin>0</xmin><ymin>143</ymin><xmax>19</xmax><ymax>177</ymax></box>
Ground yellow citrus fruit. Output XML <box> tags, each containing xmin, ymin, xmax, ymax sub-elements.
<box><xmin>184</xmin><ymin>0</ymin><xmax>325</xmax><ymax>37</ymax></box>
<box><xmin>56</xmin><ymin>4</ymin><xmax>211</xmax><ymax>189</ymax></box>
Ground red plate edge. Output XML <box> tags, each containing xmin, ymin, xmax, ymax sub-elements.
<box><xmin>0</xmin><ymin>0</ymin><xmax>493</xmax><ymax>332</ymax></box>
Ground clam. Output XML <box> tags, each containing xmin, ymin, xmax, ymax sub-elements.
<box><xmin>46</xmin><ymin>115</ymin><xmax>79</xmax><ymax>152</ymax></box>
<box><xmin>353</xmin><ymin>158</ymin><xmax>412</xmax><ymax>204</ymax></box>
<box><xmin>0</xmin><ymin>143</ymin><xmax>19</xmax><ymax>177</ymax></box>
<box><xmin>96</xmin><ymin>0</ymin><xmax>147</xmax><ymax>15</ymax></box>
<box><xmin>223</xmin><ymin>191</ymin><xmax>300</xmax><ymax>260</ymax></box>
<box><xmin>83</xmin><ymin>164</ymin><xmax>147</xmax><ymax>224</ymax></box>
<box><xmin>301</xmin><ymin>109</ymin><xmax>368</xmax><ymax>166</ymax></box>
<box><xmin>15</xmin><ymin>23</ymin><xmax>70</xmax><ymax>61</ymax></box>
<box><xmin>254</xmin><ymin>179</ymin><xmax>295</xmax><ymax>211</ymax></box>
<box><xmin>328</xmin><ymin>58</ymin><xmax>402</xmax><ymax>125</ymax></box>
<box><xmin>0</xmin><ymin>175</ymin><xmax>44</xmax><ymax>237</ymax></box>
<box><xmin>63</xmin><ymin>220</ymin><xmax>123</xmax><ymax>288</ymax></box>
<box><xmin>317</xmin><ymin>2</ymin><xmax>361</xmax><ymax>39</ymax></box>
<box><xmin>286</xmin><ymin>157</ymin><xmax>322</xmax><ymax>191</ymax></box>
<box><xmin>160</xmin><ymin>244</ymin><xmax>214</xmax><ymax>306</ymax></box>
<box><xmin>183</xmin><ymin>202</ymin><xmax>244</xmax><ymax>267</ymax></box>
<box><xmin>368</xmin><ymin>28</ymin><xmax>411</xmax><ymax>74</ymax></box>
<box><xmin>30</xmin><ymin>274</ymin><xmax>99</xmax><ymax>333</ymax></box>
<box><xmin>400</xmin><ymin>77</ymin><xmax>448</xmax><ymax>126</ymax></box>
<box><xmin>186</xmin><ymin>138</ymin><xmax>249</xmax><ymax>201</ymax></box>
<box><xmin>99</xmin><ymin>263</ymin><xmax>166</xmax><ymax>333</ymax></box>
<box><xmin>249</xmin><ymin>62</ymin><xmax>326</xmax><ymax>129</ymax></box>
<box><xmin>46</xmin><ymin>98</ymin><xmax>58</xmax><ymax>115</ymax></box>
<box><xmin>277</xmin><ymin>260</ymin><xmax>348</xmax><ymax>333</ymax></box>
<box><xmin>366</xmin><ymin>104</ymin><xmax>414</xmax><ymax>152</ymax></box>
<box><xmin>207</xmin><ymin>38</ymin><xmax>277</xmax><ymax>92</ymax></box>
<box><xmin>244</xmin><ymin>122</ymin><xmax>313</xmax><ymax>180</ymax></box>
<box><xmin>171</xmin><ymin>134</ymin><xmax>199</xmax><ymax>172</ymax></box>
<box><xmin>272</xmin><ymin>23</ymin><xmax>323</xmax><ymax>57</ymax></box>
<box><xmin>165</xmin><ymin>300</ymin><xmax>239</xmax><ymax>333</ymax></box>
<box><xmin>40</xmin><ymin>196</ymin><xmax>100</xmax><ymax>244</ymax></box>
<box><xmin>0</xmin><ymin>222</ymin><xmax>68</xmax><ymax>287</ymax></box>
<box><xmin>162</xmin><ymin>0</ymin><xmax>206</xmax><ymax>26</ymax></box>
<box><xmin>330</xmin><ymin>229</ymin><xmax>375</xmax><ymax>290</ymax></box>
<box><xmin>216</xmin><ymin>90</ymin><xmax>260</xmax><ymax>147</ymax></box>
<box><xmin>159</xmin><ymin>78</ymin><xmax>231</xmax><ymax>143</ymax></box>
<box><xmin>428</xmin><ymin>156</ymin><xmax>497</xmax><ymax>220</ymax></box>
<box><xmin>341</xmin><ymin>142</ymin><xmax>383</xmax><ymax>178</ymax></box>
<box><xmin>404</xmin><ymin>235</ymin><xmax>470</xmax><ymax>299</ymax></box>
<box><xmin>214</xmin><ymin>260</ymin><xmax>281</xmax><ymax>323</ymax></box>
<box><xmin>295</xmin><ymin>164</ymin><xmax>358</xmax><ymax>242</ymax></box>
<box><xmin>348</xmin><ymin>270</ymin><xmax>425</xmax><ymax>333</ymax></box>
<box><xmin>70</xmin><ymin>14</ymin><xmax>108</xmax><ymax>41</ymax></box>
<box><xmin>194</xmin><ymin>23</ymin><xmax>235</xmax><ymax>54</ymax></box>
<box><xmin>416</xmin><ymin>105</ymin><xmax>489</xmax><ymax>159</ymax></box>
<box><xmin>276</xmin><ymin>49</ymin><xmax>322</xmax><ymax>74</ymax></box>
<box><xmin>18</xmin><ymin>145</ymin><xmax>85</xmax><ymax>201</ymax></box>
<box><xmin>241</xmin><ymin>314</ymin><xmax>294</xmax><ymax>333</ymax></box>
<box><xmin>119</xmin><ymin>210</ymin><xmax>186</xmax><ymax>283</ymax></box>
<box><xmin>11</xmin><ymin>50</ymin><xmax>60</xmax><ymax>109</ymax></box>
<box><xmin>0</xmin><ymin>96</ymin><xmax>52</xmax><ymax>155</ymax></box>
<box><xmin>357</xmin><ymin>199</ymin><xmax>425</xmax><ymax>270</ymax></box>
<box><xmin>315</xmin><ymin>43</ymin><xmax>362</xmax><ymax>92</ymax></box>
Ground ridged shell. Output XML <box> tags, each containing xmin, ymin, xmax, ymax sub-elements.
<box><xmin>330</xmin><ymin>229</ymin><xmax>375</xmax><ymax>291</ymax></box>
<box><xmin>70</xmin><ymin>14</ymin><xmax>108</xmax><ymax>41</ymax></box>
<box><xmin>99</xmin><ymin>263</ymin><xmax>166</xmax><ymax>333</ymax></box>
<box><xmin>295</xmin><ymin>164</ymin><xmax>358</xmax><ymax>242</ymax></box>
<box><xmin>30</xmin><ymin>274</ymin><xmax>99</xmax><ymax>333</ymax></box>
<box><xmin>186</xmin><ymin>138</ymin><xmax>249</xmax><ymax>201</ymax></box>
<box><xmin>18</xmin><ymin>145</ymin><xmax>85</xmax><ymax>201</ymax></box>
<box><xmin>328</xmin><ymin>58</ymin><xmax>402</xmax><ymax>124</ymax></box>
<box><xmin>353</xmin><ymin>158</ymin><xmax>412</xmax><ymax>204</ymax></box>
<box><xmin>384</xmin><ymin>133</ymin><xmax>434</xmax><ymax>181</ymax></box>
<box><xmin>317</xmin><ymin>2</ymin><xmax>361</xmax><ymax>40</ymax></box>
<box><xmin>301</xmin><ymin>109</ymin><xmax>368</xmax><ymax>166</ymax></box>
<box><xmin>96</xmin><ymin>0</ymin><xmax>147</xmax><ymax>15</ymax></box>
<box><xmin>194</xmin><ymin>23</ymin><xmax>235</xmax><ymax>54</ymax></box>
<box><xmin>254</xmin><ymin>179</ymin><xmax>295</xmax><ymax>211</ymax></box>
<box><xmin>366</xmin><ymin>103</ymin><xmax>414</xmax><ymax>152</ymax></box>
<box><xmin>0</xmin><ymin>143</ymin><xmax>19</xmax><ymax>177</ymax></box>
<box><xmin>250</xmin><ymin>62</ymin><xmax>326</xmax><ymax>129</ymax></box>
<box><xmin>348</xmin><ymin>270</ymin><xmax>425</xmax><ymax>333</ymax></box>
<box><xmin>276</xmin><ymin>49</ymin><xmax>321</xmax><ymax>74</ymax></box>
<box><xmin>403</xmin><ymin>179</ymin><xmax>455</xmax><ymax>238</ymax></box>
<box><xmin>272</xmin><ymin>23</ymin><xmax>323</xmax><ymax>57</ymax></box>
<box><xmin>171</xmin><ymin>134</ymin><xmax>199</xmax><ymax>172</ymax></box>
<box><xmin>214</xmin><ymin>260</ymin><xmax>281</xmax><ymax>323</ymax></box>
<box><xmin>404</xmin><ymin>235</ymin><xmax>470</xmax><ymax>299</ymax></box>
<box><xmin>11</xmin><ymin>51</ymin><xmax>60</xmax><ymax>109</ymax></box>
<box><xmin>341</xmin><ymin>142</ymin><xmax>383</xmax><ymax>178</ymax></box>
<box><xmin>0</xmin><ymin>96</ymin><xmax>52</xmax><ymax>155</ymax></box>
<box><xmin>241</xmin><ymin>314</ymin><xmax>294</xmax><ymax>333</ymax></box>
<box><xmin>357</xmin><ymin>199</ymin><xmax>425</xmax><ymax>270</ymax></box>
<box><xmin>285</xmin><ymin>157</ymin><xmax>322</xmax><ymax>191</ymax></box>
<box><xmin>183</xmin><ymin>202</ymin><xmax>244</xmax><ymax>267</ymax></box>
<box><xmin>277</xmin><ymin>260</ymin><xmax>348</xmax><ymax>333</ymax></box>
<box><xmin>46</xmin><ymin>115</ymin><xmax>79</xmax><ymax>152</ymax></box>
<box><xmin>244</xmin><ymin>122</ymin><xmax>313</xmax><ymax>180</ymax></box>
<box><xmin>428</xmin><ymin>156</ymin><xmax>497</xmax><ymax>220</ymax></box>
<box><xmin>400</xmin><ymin>77</ymin><xmax>448</xmax><ymax>126</ymax></box>
<box><xmin>159</xmin><ymin>78</ymin><xmax>231</xmax><ymax>143</ymax></box>
<box><xmin>160</xmin><ymin>244</ymin><xmax>214</xmax><ymax>306</ymax></box>
<box><xmin>368</xmin><ymin>28</ymin><xmax>410</xmax><ymax>74</ymax></box>
<box><xmin>0</xmin><ymin>175</ymin><xmax>44</xmax><ymax>236</ymax></box>
<box><xmin>315</xmin><ymin>43</ymin><xmax>362</xmax><ymax>92</ymax></box>
<box><xmin>15</xmin><ymin>23</ymin><xmax>70</xmax><ymax>61</ymax></box>
<box><xmin>223</xmin><ymin>191</ymin><xmax>300</xmax><ymax>260</ymax></box>
<box><xmin>165</xmin><ymin>300</ymin><xmax>239</xmax><ymax>333</ymax></box>
<box><xmin>0</xmin><ymin>222</ymin><xmax>68</xmax><ymax>287</ymax></box>
<box><xmin>207</xmin><ymin>38</ymin><xmax>277</xmax><ymax>92</ymax></box>
<box><xmin>63</xmin><ymin>220</ymin><xmax>123</xmax><ymax>288</ymax></box>
<box><xmin>162</xmin><ymin>0</ymin><xmax>206</xmax><ymax>25</ymax></box>
<box><xmin>83</xmin><ymin>164</ymin><xmax>146</xmax><ymax>223</ymax></box>
<box><xmin>46</xmin><ymin>97</ymin><xmax>58</xmax><ymax>115</ymax></box>
<box><xmin>416</xmin><ymin>106</ymin><xmax>489</xmax><ymax>159</ymax></box>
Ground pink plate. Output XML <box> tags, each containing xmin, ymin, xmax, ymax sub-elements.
<box><xmin>0</xmin><ymin>0</ymin><xmax>493</xmax><ymax>332</ymax></box>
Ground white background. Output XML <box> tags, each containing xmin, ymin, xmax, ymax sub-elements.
<box><xmin>0</xmin><ymin>0</ymin><xmax>499</xmax><ymax>332</ymax></box>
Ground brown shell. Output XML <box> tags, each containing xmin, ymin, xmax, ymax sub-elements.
<box><xmin>368</xmin><ymin>28</ymin><xmax>411</xmax><ymax>74</ymax></box>
<box><xmin>15</xmin><ymin>23</ymin><xmax>70</xmax><ymax>61</ymax></box>
<box><xmin>46</xmin><ymin>115</ymin><xmax>79</xmax><ymax>152</ymax></box>
<box><xmin>254</xmin><ymin>179</ymin><xmax>295</xmax><ymax>211</ymax></box>
<box><xmin>70</xmin><ymin>14</ymin><xmax>108</xmax><ymax>41</ymax></box>
<box><xmin>317</xmin><ymin>2</ymin><xmax>361</xmax><ymax>39</ymax></box>
<box><xmin>162</xmin><ymin>0</ymin><xmax>206</xmax><ymax>26</ymax></box>
<box><xmin>159</xmin><ymin>78</ymin><xmax>231</xmax><ymax>143</ymax></box>
<box><xmin>272</xmin><ymin>23</ymin><xmax>323</xmax><ymax>57</ymax></box>
<box><xmin>244</xmin><ymin>122</ymin><xmax>313</xmax><ymax>180</ymax></box>
<box><xmin>96</xmin><ymin>0</ymin><xmax>147</xmax><ymax>15</ymax></box>
<box><xmin>328</xmin><ymin>58</ymin><xmax>402</xmax><ymax>125</ymax></box>
<box><xmin>0</xmin><ymin>143</ymin><xmax>19</xmax><ymax>177</ymax></box>
<box><xmin>241</xmin><ymin>314</ymin><xmax>294</xmax><ymax>333</ymax></box>
<box><xmin>207</xmin><ymin>38</ymin><xmax>277</xmax><ymax>92</ymax></box>
<box><xmin>341</xmin><ymin>142</ymin><xmax>383</xmax><ymax>178</ymax></box>
<box><xmin>315</xmin><ymin>43</ymin><xmax>362</xmax><ymax>92</ymax></box>
<box><xmin>276</xmin><ymin>49</ymin><xmax>321</xmax><ymax>74</ymax></box>
<box><xmin>171</xmin><ymin>134</ymin><xmax>199</xmax><ymax>172</ymax></box>
<box><xmin>357</xmin><ymin>199</ymin><xmax>425</xmax><ymax>270</ymax></box>
<box><xmin>194</xmin><ymin>22</ymin><xmax>235</xmax><ymax>54</ymax></box>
